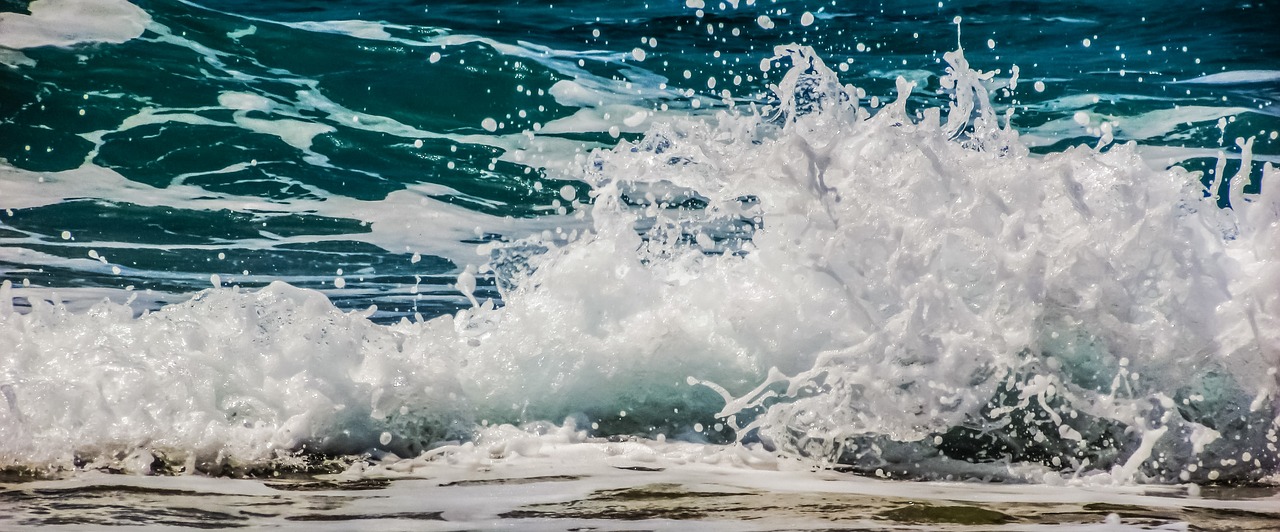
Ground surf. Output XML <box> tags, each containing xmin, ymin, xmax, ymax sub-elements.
<box><xmin>2</xmin><ymin>33</ymin><xmax>1276</xmax><ymax>487</ymax></box>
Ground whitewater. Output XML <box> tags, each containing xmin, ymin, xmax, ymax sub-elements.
<box><xmin>3</xmin><ymin>40</ymin><xmax>1277</xmax><ymax>484</ymax></box>
<box><xmin>1</xmin><ymin>0</ymin><xmax>1278</xmax><ymax>529</ymax></box>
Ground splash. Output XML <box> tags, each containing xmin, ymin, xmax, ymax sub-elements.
<box><xmin>1</xmin><ymin>44</ymin><xmax>1277</xmax><ymax>484</ymax></box>
<box><xmin>464</xmin><ymin>44</ymin><xmax>1280</xmax><ymax>483</ymax></box>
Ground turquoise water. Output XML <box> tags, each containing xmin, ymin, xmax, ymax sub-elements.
<box><xmin>0</xmin><ymin>0</ymin><xmax>1278</xmax><ymax>485</ymax></box>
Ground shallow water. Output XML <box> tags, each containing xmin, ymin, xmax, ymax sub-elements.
<box><xmin>3</xmin><ymin>455</ymin><xmax>1279</xmax><ymax>530</ymax></box>
<box><xmin>0</xmin><ymin>0</ymin><xmax>1278</xmax><ymax>515</ymax></box>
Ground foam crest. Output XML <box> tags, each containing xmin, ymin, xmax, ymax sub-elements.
<box><xmin>0</xmin><ymin>282</ymin><xmax>472</xmax><ymax>474</ymax></box>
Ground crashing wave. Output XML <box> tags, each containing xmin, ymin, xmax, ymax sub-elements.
<box><xmin>1</xmin><ymin>44</ymin><xmax>1276</xmax><ymax>484</ymax></box>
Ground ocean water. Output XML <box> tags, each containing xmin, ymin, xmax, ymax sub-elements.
<box><xmin>1</xmin><ymin>0</ymin><xmax>1279</xmax><ymax>528</ymax></box>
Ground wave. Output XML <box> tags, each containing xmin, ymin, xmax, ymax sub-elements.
<box><xmin>1</xmin><ymin>43</ymin><xmax>1276</xmax><ymax>484</ymax></box>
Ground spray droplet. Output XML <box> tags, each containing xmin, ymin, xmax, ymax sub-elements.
<box><xmin>379</xmin><ymin>432</ymin><xmax>392</xmax><ymax>445</ymax></box>
<box><xmin>481</xmin><ymin>117</ymin><xmax>498</xmax><ymax>132</ymax></box>
<box><xmin>800</xmin><ymin>12</ymin><xmax>815</xmax><ymax>26</ymax></box>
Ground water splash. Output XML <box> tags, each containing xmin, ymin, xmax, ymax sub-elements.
<box><xmin>469</xmin><ymin>44</ymin><xmax>1279</xmax><ymax>483</ymax></box>
<box><xmin>1</xmin><ymin>44</ymin><xmax>1276</xmax><ymax>484</ymax></box>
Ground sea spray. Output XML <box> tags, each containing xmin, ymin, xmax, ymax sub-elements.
<box><xmin>1</xmin><ymin>44</ymin><xmax>1276</xmax><ymax>484</ymax></box>
<box><xmin>465</xmin><ymin>44</ymin><xmax>1280</xmax><ymax>482</ymax></box>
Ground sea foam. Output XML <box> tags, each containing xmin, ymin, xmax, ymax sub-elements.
<box><xmin>1</xmin><ymin>44</ymin><xmax>1276</xmax><ymax>484</ymax></box>
<box><xmin>0</xmin><ymin>0</ymin><xmax>150</xmax><ymax>49</ymax></box>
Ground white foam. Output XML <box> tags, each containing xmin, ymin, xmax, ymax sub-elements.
<box><xmin>0</xmin><ymin>48</ymin><xmax>34</xmax><ymax>68</ymax></box>
<box><xmin>1177</xmin><ymin>70</ymin><xmax>1280</xmax><ymax>85</ymax></box>
<box><xmin>0</xmin><ymin>161</ymin><xmax>535</xmax><ymax>268</ymax></box>
<box><xmin>287</xmin><ymin>20</ymin><xmax>394</xmax><ymax>41</ymax></box>
<box><xmin>0</xmin><ymin>0</ymin><xmax>150</xmax><ymax>49</ymax></box>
